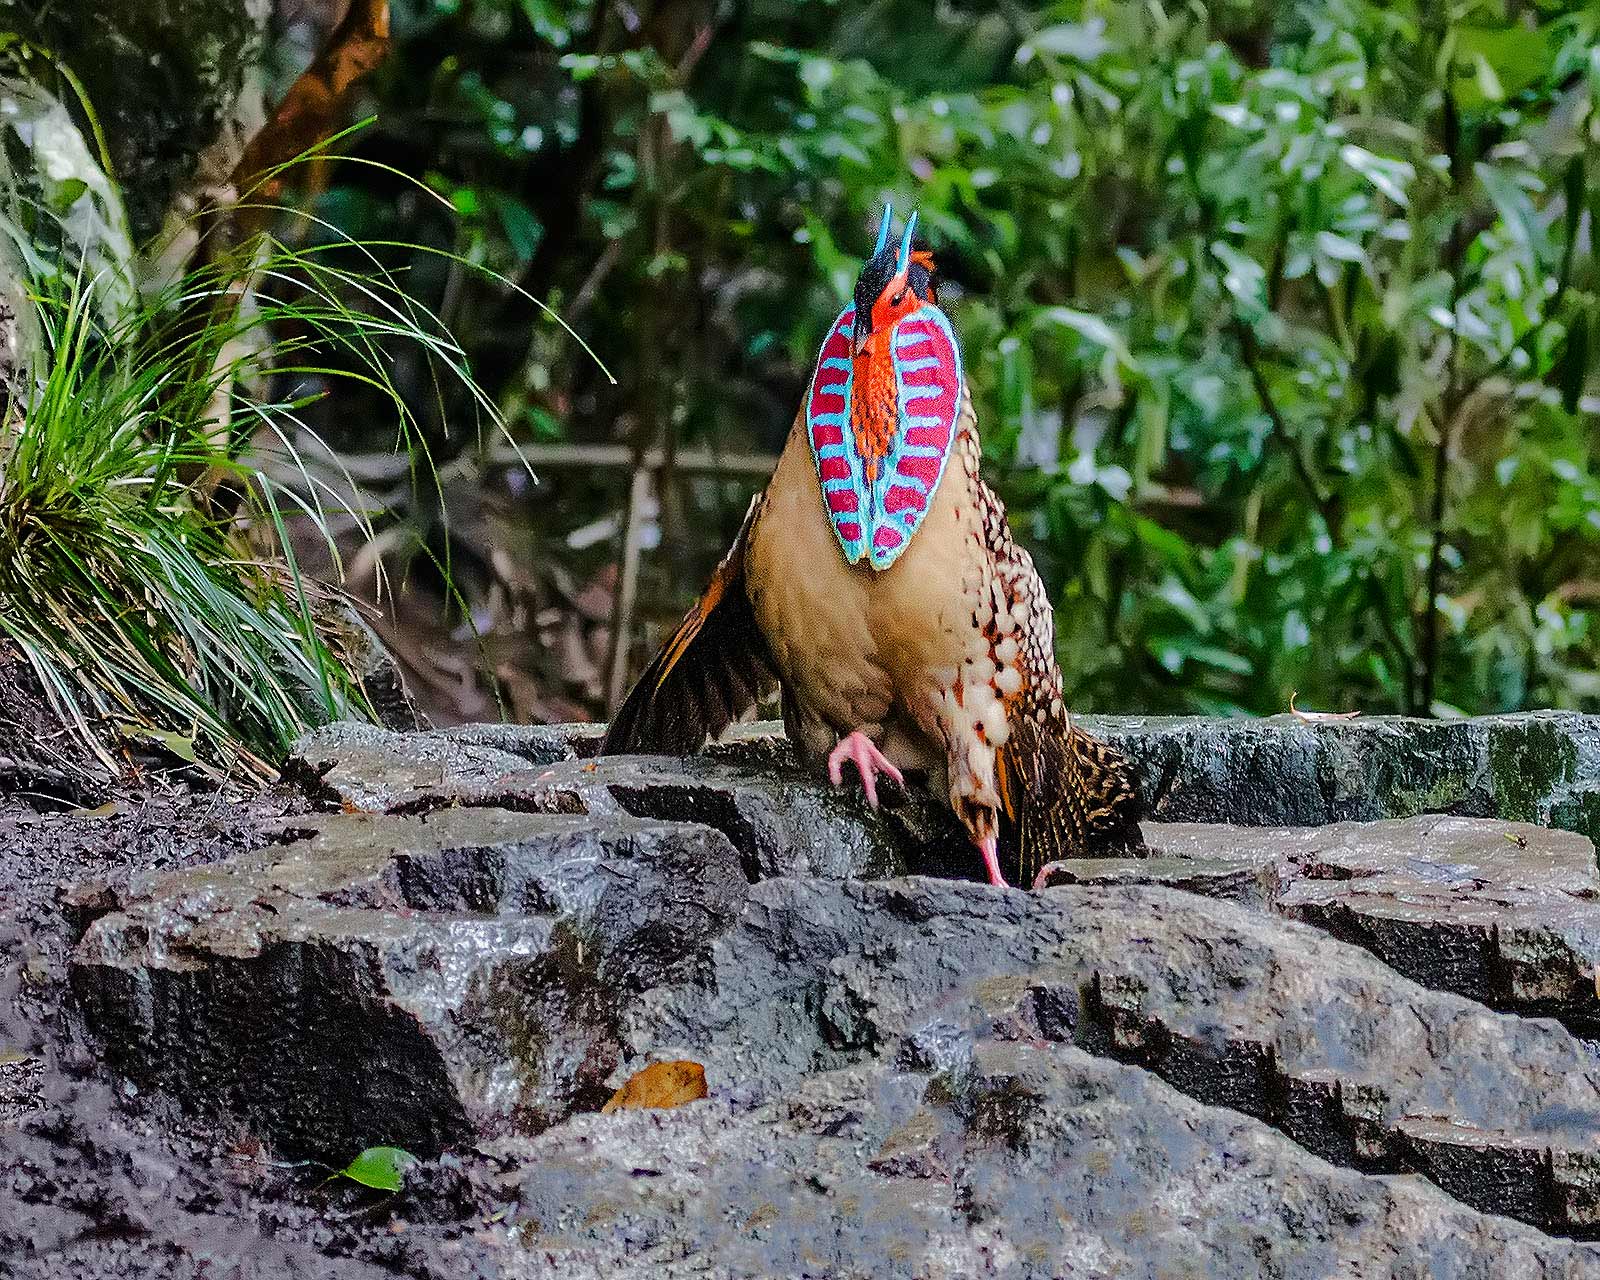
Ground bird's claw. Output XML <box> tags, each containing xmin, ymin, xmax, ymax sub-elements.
<box><xmin>826</xmin><ymin>731</ymin><xmax>904</xmax><ymax>809</ymax></box>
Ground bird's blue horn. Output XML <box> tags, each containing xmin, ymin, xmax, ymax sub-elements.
<box><xmin>896</xmin><ymin>210</ymin><xmax>918</xmax><ymax>274</ymax></box>
<box><xmin>873</xmin><ymin>203</ymin><xmax>893</xmax><ymax>258</ymax></box>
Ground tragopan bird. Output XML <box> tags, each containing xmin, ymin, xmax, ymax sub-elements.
<box><xmin>601</xmin><ymin>207</ymin><xmax>1142</xmax><ymax>887</ymax></box>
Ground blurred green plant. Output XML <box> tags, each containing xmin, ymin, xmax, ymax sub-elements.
<box><xmin>318</xmin><ymin>0</ymin><xmax>1600</xmax><ymax>719</ymax></box>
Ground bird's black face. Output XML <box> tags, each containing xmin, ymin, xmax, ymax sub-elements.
<box><xmin>851</xmin><ymin>240</ymin><xmax>937</xmax><ymax>355</ymax></box>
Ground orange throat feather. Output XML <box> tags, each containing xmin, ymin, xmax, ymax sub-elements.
<box><xmin>850</xmin><ymin>344</ymin><xmax>899</xmax><ymax>483</ymax></box>
<box><xmin>805</xmin><ymin>301</ymin><xmax>964</xmax><ymax>570</ymax></box>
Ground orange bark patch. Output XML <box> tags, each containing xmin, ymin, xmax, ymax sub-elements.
<box><xmin>232</xmin><ymin>0</ymin><xmax>391</xmax><ymax>221</ymax></box>
<box><xmin>600</xmin><ymin>1060</ymin><xmax>708</xmax><ymax>1114</ymax></box>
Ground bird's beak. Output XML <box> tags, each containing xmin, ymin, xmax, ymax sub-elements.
<box><xmin>851</xmin><ymin>313</ymin><xmax>872</xmax><ymax>358</ymax></box>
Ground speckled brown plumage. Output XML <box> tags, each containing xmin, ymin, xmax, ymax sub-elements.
<box><xmin>602</xmin><ymin>385</ymin><xmax>1142</xmax><ymax>887</ymax></box>
<box><xmin>957</xmin><ymin>419</ymin><xmax>1143</xmax><ymax>885</ymax></box>
<box><xmin>602</xmin><ymin>221</ymin><xmax>1141</xmax><ymax>885</ymax></box>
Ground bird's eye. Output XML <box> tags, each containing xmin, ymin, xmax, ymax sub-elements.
<box><xmin>890</xmin><ymin>289</ymin><xmax>907</xmax><ymax>306</ymax></box>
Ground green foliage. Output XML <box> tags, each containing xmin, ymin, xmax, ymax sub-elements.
<box><xmin>0</xmin><ymin>259</ymin><xmax>369</xmax><ymax>778</ymax></box>
<box><xmin>0</xmin><ymin>92</ymin><xmax>510</xmax><ymax>777</ymax></box>
<box><xmin>0</xmin><ymin>68</ymin><xmax>133</xmax><ymax>321</ymax></box>
<box><xmin>324</xmin><ymin>0</ymin><xmax>1600</xmax><ymax>718</ymax></box>
<box><xmin>329</xmin><ymin>1145</ymin><xmax>417</xmax><ymax>1192</ymax></box>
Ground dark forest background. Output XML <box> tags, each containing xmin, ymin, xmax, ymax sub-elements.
<box><xmin>15</xmin><ymin>0</ymin><xmax>1600</xmax><ymax>754</ymax></box>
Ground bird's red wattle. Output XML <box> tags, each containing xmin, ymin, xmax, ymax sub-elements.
<box><xmin>805</xmin><ymin>302</ymin><xmax>962</xmax><ymax>570</ymax></box>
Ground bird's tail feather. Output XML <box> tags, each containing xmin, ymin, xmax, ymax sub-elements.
<box><xmin>996</xmin><ymin>717</ymin><xmax>1143</xmax><ymax>886</ymax></box>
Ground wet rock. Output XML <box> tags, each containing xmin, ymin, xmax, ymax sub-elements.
<box><xmin>584</xmin><ymin>753</ymin><xmax>966</xmax><ymax>882</ymax></box>
<box><xmin>486</xmin><ymin>1044</ymin><xmax>1600</xmax><ymax>1278</ymax></box>
<box><xmin>57</xmin><ymin>714</ymin><xmax>1600</xmax><ymax>1271</ymax></box>
<box><xmin>291</xmin><ymin>710</ymin><xmax>1600</xmax><ymax>849</ymax></box>
<box><xmin>286</xmin><ymin>722</ymin><xmax>973</xmax><ymax>882</ymax></box>
<box><xmin>1047</xmin><ymin>817</ymin><xmax>1600</xmax><ymax>1029</ymax></box>
<box><xmin>648</xmin><ymin>875</ymin><xmax>1600</xmax><ymax>1237</ymax></box>
<box><xmin>298</xmin><ymin>710</ymin><xmax>1600</xmax><ymax>841</ymax></box>
<box><xmin>70</xmin><ymin>809</ymin><xmax>1600</xmax><ymax>1246</ymax></box>
<box><xmin>1083</xmin><ymin>711</ymin><xmax>1600</xmax><ymax>841</ymax></box>
<box><xmin>287</xmin><ymin>723</ymin><xmax>544</xmax><ymax>812</ymax></box>
<box><xmin>1552</xmin><ymin>783</ymin><xmax>1600</xmax><ymax>848</ymax></box>
<box><xmin>436</xmin><ymin>722</ymin><xmax>595</xmax><ymax>765</ymax></box>
<box><xmin>71</xmin><ymin>807</ymin><xmax>749</xmax><ymax>1159</ymax></box>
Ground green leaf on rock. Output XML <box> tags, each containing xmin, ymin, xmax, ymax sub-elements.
<box><xmin>118</xmin><ymin>724</ymin><xmax>199</xmax><ymax>765</ymax></box>
<box><xmin>335</xmin><ymin>1146</ymin><xmax>417</xmax><ymax>1193</ymax></box>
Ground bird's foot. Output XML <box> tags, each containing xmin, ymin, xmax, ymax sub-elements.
<box><xmin>1031</xmin><ymin>860</ymin><xmax>1070</xmax><ymax>891</ymax></box>
<box><xmin>826</xmin><ymin>730</ymin><xmax>905</xmax><ymax>809</ymax></box>
<box><xmin>978</xmin><ymin>835</ymin><xmax>1008</xmax><ymax>889</ymax></box>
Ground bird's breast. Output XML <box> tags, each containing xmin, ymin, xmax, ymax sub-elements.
<box><xmin>749</xmin><ymin>396</ymin><xmax>990</xmax><ymax>763</ymax></box>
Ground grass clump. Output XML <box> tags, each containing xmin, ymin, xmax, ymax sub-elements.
<box><xmin>0</xmin><ymin>215</ymin><xmax>500</xmax><ymax>783</ymax></box>
<box><xmin>0</xmin><ymin>268</ymin><xmax>343</xmax><ymax>779</ymax></box>
<box><xmin>0</xmin><ymin>58</ymin><xmax>543</xmax><ymax>786</ymax></box>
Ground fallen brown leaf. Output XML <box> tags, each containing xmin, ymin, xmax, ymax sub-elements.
<box><xmin>600</xmin><ymin>1060</ymin><xmax>707</xmax><ymax>1114</ymax></box>
<box><xmin>1288</xmin><ymin>691</ymin><xmax>1362</xmax><ymax>722</ymax></box>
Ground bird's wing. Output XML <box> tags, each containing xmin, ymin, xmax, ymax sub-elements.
<box><xmin>969</xmin><ymin>474</ymin><xmax>1143</xmax><ymax>883</ymax></box>
<box><xmin>600</xmin><ymin>493</ymin><xmax>777</xmax><ymax>756</ymax></box>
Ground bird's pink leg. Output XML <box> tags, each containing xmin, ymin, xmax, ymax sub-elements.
<box><xmin>826</xmin><ymin>730</ymin><xmax>905</xmax><ymax>809</ymax></box>
<box><xmin>977</xmin><ymin>835</ymin><xmax>1008</xmax><ymax>889</ymax></box>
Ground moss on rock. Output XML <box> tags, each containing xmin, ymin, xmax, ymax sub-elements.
<box><xmin>3</xmin><ymin>0</ymin><xmax>268</xmax><ymax>239</ymax></box>
<box><xmin>1487</xmin><ymin>716</ymin><xmax>1579</xmax><ymax>824</ymax></box>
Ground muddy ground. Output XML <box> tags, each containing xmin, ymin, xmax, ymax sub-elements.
<box><xmin>9</xmin><ymin>712</ymin><xmax>1600</xmax><ymax>1278</ymax></box>
<box><xmin>0</xmin><ymin>787</ymin><xmax>523</xmax><ymax>1280</ymax></box>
